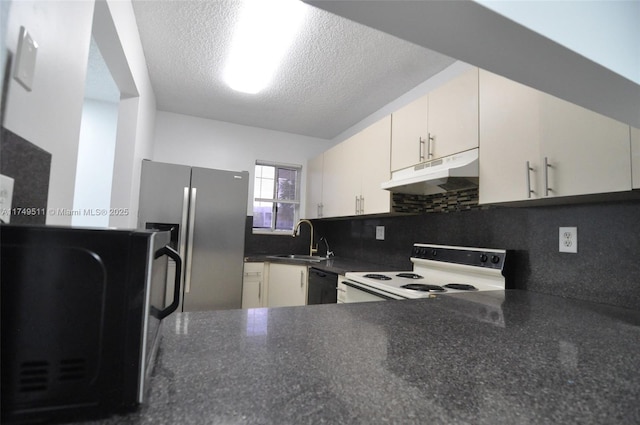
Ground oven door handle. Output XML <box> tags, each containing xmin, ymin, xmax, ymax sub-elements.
<box><xmin>153</xmin><ymin>245</ymin><xmax>182</xmax><ymax>320</ymax></box>
<box><xmin>341</xmin><ymin>280</ymin><xmax>400</xmax><ymax>300</ymax></box>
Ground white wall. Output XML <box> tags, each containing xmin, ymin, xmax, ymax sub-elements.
<box><xmin>72</xmin><ymin>99</ymin><xmax>118</xmax><ymax>227</ymax></box>
<box><xmin>99</xmin><ymin>0</ymin><xmax>157</xmax><ymax>229</ymax></box>
<box><xmin>3</xmin><ymin>0</ymin><xmax>156</xmax><ymax>228</ymax></box>
<box><xmin>152</xmin><ymin>111</ymin><xmax>332</xmax><ymax>215</ymax></box>
<box><xmin>4</xmin><ymin>0</ymin><xmax>95</xmax><ymax>225</ymax></box>
<box><xmin>1</xmin><ymin>0</ymin><xmax>11</xmax><ymax>100</ymax></box>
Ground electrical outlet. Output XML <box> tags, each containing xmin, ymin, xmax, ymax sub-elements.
<box><xmin>559</xmin><ymin>227</ymin><xmax>577</xmax><ymax>253</ymax></box>
<box><xmin>376</xmin><ymin>226</ymin><xmax>385</xmax><ymax>240</ymax></box>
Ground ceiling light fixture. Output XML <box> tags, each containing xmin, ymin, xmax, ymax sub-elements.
<box><xmin>223</xmin><ymin>0</ymin><xmax>307</xmax><ymax>94</ymax></box>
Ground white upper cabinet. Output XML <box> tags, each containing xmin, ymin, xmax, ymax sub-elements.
<box><xmin>479</xmin><ymin>70</ymin><xmax>545</xmax><ymax>204</ymax></box>
<box><xmin>427</xmin><ymin>68</ymin><xmax>479</xmax><ymax>160</ymax></box>
<box><xmin>390</xmin><ymin>68</ymin><xmax>479</xmax><ymax>172</ymax></box>
<box><xmin>631</xmin><ymin>127</ymin><xmax>640</xmax><ymax>189</ymax></box>
<box><xmin>479</xmin><ymin>69</ymin><xmax>632</xmax><ymax>205</ymax></box>
<box><xmin>322</xmin><ymin>115</ymin><xmax>391</xmax><ymax>218</ymax></box>
<box><xmin>322</xmin><ymin>138</ymin><xmax>361</xmax><ymax>218</ymax></box>
<box><xmin>390</xmin><ymin>95</ymin><xmax>428</xmax><ymax>171</ymax></box>
<box><xmin>358</xmin><ymin>115</ymin><xmax>392</xmax><ymax>215</ymax></box>
<box><xmin>539</xmin><ymin>94</ymin><xmax>631</xmax><ymax>198</ymax></box>
<box><xmin>305</xmin><ymin>153</ymin><xmax>324</xmax><ymax>219</ymax></box>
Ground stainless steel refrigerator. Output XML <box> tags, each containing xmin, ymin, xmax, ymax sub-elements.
<box><xmin>138</xmin><ymin>160</ymin><xmax>248</xmax><ymax>311</ymax></box>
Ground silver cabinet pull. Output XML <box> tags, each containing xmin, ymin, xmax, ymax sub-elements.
<box><xmin>185</xmin><ymin>187</ymin><xmax>197</xmax><ymax>293</ymax></box>
<box><xmin>258</xmin><ymin>280</ymin><xmax>262</xmax><ymax>300</ymax></box>
<box><xmin>360</xmin><ymin>196</ymin><xmax>364</xmax><ymax>215</ymax></box>
<box><xmin>419</xmin><ymin>137</ymin><xmax>426</xmax><ymax>162</ymax></box>
<box><xmin>544</xmin><ymin>157</ymin><xmax>552</xmax><ymax>196</ymax></box>
<box><xmin>300</xmin><ymin>270</ymin><xmax>304</xmax><ymax>287</ymax></box>
<box><xmin>526</xmin><ymin>161</ymin><xmax>535</xmax><ymax>198</ymax></box>
<box><xmin>428</xmin><ymin>133</ymin><xmax>434</xmax><ymax>159</ymax></box>
<box><xmin>355</xmin><ymin>196</ymin><xmax>360</xmax><ymax>215</ymax></box>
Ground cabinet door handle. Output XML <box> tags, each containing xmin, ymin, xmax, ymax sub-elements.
<box><xmin>419</xmin><ymin>137</ymin><xmax>426</xmax><ymax>162</ymax></box>
<box><xmin>526</xmin><ymin>161</ymin><xmax>535</xmax><ymax>198</ymax></box>
<box><xmin>300</xmin><ymin>270</ymin><xmax>304</xmax><ymax>287</ymax></box>
<box><xmin>360</xmin><ymin>196</ymin><xmax>364</xmax><ymax>214</ymax></box>
<box><xmin>544</xmin><ymin>157</ymin><xmax>552</xmax><ymax>196</ymax></box>
<box><xmin>355</xmin><ymin>196</ymin><xmax>360</xmax><ymax>215</ymax></box>
<box><xmin>428</xmin><ymin>133</ymin><xmax>434</xmax><ymax>159</ymax></box>
<box><xmin>258</xmin><ymin>280</ymin><xmax>262</xmax><ymax>300</ymax></box>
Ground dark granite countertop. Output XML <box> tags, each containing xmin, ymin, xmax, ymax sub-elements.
<box><xmin>244</xmin><ymin>255</ymin><xmax>401</xmax><ymax>275</ymax></box>
<box><xmin>84</xmin><ymin>290</ymin><xmax>640</xmax><ymax>424</ymax></box>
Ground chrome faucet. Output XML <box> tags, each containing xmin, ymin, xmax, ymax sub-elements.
<box><xmin>320</xmin><ymin>236</ymin><xmax>334</xmax><ymax>259</ymax></box>
<box><xmin>292</xmin><ymin>219</ymin><xmax>318</xmax><ymax>256</ymax></box>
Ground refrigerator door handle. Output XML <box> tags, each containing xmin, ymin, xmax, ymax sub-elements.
<box><xmin>180</xmin><ymin>187</ymin><xmax>189</xmax><ymax>263</ymax></box>
<box><xmin>185</xmin><ymin>187</ymin><xmax>197</xmax><ymax>293</ymax></box>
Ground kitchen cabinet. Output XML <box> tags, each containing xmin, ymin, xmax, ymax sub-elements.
<box><xmin>427</xmin><ymin>67</ymin><xmax>479</xmax><ymax>160</ymax></box>
<box><xmin>305</xmin><ymin>153</ymin><xmax>324</xmax><ymax>218</ymax></box>
<box><xmin>390</xmin><ymin>68</ymin><xmax>478</xmax><ymax>171</ymax></box>
<box><xmin>322</xmin><ymin>115</ymin><xmax>391</xmax><ymax>217</ymax></box>
<box><xmin>632</xmin><ymin>127</ymin><xmax>640</xmax><ymax>189</ymax></box>
<box><xmin>242</xmin><ymin>262</ymin><xmax>265</xmax><ymax>309</ymax></box>
<box><xmin>479</xmin><ymin>70</ymin><xmax>632</xmax><ymax>204</ymax></box>
<box><xmin>390</xmin><ymin>95</ymin><xmax>428</xmax><ymax>171</ymax></box>
<box><xmin>336</xmin><ymin>276</ymin><xmax>346</xmax><ymax>304</ymax></box>
<box><xmin>267</xmin><ymin>263</ymin><xmax>307</xmax><ymax>308</ymax></box>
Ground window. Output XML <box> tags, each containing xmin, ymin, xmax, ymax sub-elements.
<box><xmin>253</xmin><ymin>161</ymin><xmax>301</xmax><ymax>233</ymax></box>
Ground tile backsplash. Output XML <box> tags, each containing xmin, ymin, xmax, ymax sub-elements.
<box><xmin>391</xmin><ymin>187</ymin><xmax>485</xmax><ymax>214</ymax></box>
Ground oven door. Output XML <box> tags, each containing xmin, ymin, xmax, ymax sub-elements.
<box><xmin>339</xmin><ymin>279</ymin><xmax>404</xmax><ymax>303</ymax></box>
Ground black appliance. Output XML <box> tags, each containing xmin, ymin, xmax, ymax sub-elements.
<box><xmin>0</xmin><ymin>224</ymin><xmax>181</xmax><ymax>424</ymax></box>
<box><xmin>307</xmin><ymin>267</ymin><xmax>338</xmax><ymax>305</ymax></box>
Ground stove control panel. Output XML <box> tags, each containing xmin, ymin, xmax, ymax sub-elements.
<box><xmin>411</xmin><ymin>244</ymin><xmax>507</xmax><ymax>270</ymax></box>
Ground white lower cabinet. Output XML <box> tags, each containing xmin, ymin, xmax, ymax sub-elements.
<box><xmin>336</xmin><ymin>276</ymin><xmax>347</xmax><ymax>304</ymax></box>
<box><xmin>267</xmin><ymin>263</ymin><xmax>307</xmax><ymax>308</ymax></box>
<box><xmin>242</xmin><ymin>262</ymin><xmax>265</xmax><ymax>308</ymax></box>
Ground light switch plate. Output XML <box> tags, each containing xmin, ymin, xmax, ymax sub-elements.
<box><xmin>14</xmin><ymin>26</ymin><xmax>38</xmax><ymax>91</ymax></box>
<box><xmin>376</xmin><ymin>225</ymin><xmax>385</xmax><ymax>240</ymax></box>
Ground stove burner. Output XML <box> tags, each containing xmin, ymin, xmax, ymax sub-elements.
<box><xmin>401</xmin><ymin>284</ymin><xmax>446</xmax><ymax>292</ymax></box>
<box><xmin>363</xmin><ymin>274</ymin><xmax>392</xmax><ymax>280</ymax></box>
<box><xmin>396</xmin><ymin>273</ymin><xmax>423</xmax><ymax>279</ymax></box>
<box><xmin>443</xmin><ymin>283</ymin><xmax>477</xmax><ymax>291</ymax></box>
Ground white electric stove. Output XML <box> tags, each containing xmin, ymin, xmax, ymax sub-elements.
<box><xmin>340</xmin><ymin>244</ymin><xmax>509</xmax><ymax>302</ymax></box>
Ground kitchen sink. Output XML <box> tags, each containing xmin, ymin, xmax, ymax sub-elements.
<box><xmin>266</xmin><ymin>254</ymin><xmax>328</xmax><ymax>262</ymax></box>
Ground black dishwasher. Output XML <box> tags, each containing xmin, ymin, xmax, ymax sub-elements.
<box><xmin>307</xmin><ymin>267</ymin><xmax>338</xmax><ymax>305</ymax></box>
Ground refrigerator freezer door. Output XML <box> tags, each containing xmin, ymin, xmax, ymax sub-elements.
<box><xmin>184</xmin><ymin>167</ymin><xmax>249</xmax><ymax>311</ymax></box>
<box><xmin>138</xmin><ymin>161</ymin><xmax>191</xmax><ymax>240</ymax></box>
<box><xmin>138</xmin><ymin>161</ymin><xmax>192</xmax><ymax>311</ymax></box>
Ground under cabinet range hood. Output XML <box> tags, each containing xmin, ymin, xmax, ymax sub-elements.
<box><xmin>381</xmin><ymin>148</ymin><xmax>479</xmax><ymax>195</ymax></box>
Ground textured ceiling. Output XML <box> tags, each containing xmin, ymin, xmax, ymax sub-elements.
<box><xmin>130</xmin><ymin>0</ymin><xmax>456</xmax><ymax>140</ymax></box>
